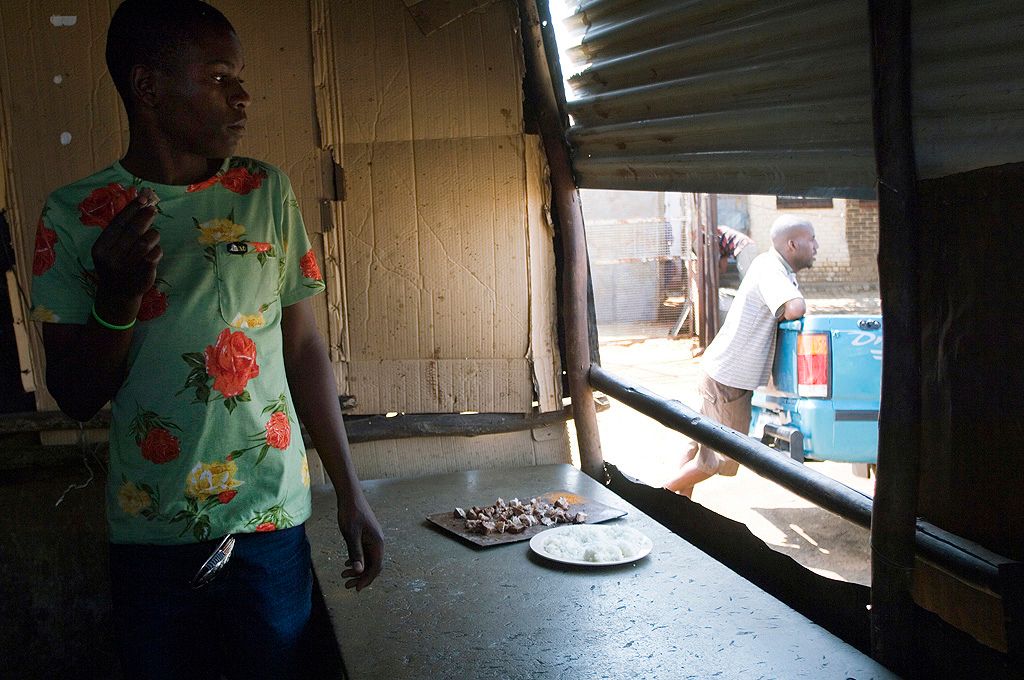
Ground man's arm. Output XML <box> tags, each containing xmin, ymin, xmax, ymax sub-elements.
<box><xmin>281</xmin><ymin>298</ymin><xmax>383</xmax><ymax>591</ymax></box>
<box><xmin>778</xmin><ymin>297</ymin><xmax>806</xmax><ymax>320</ymax></box>
<box><xmin>42</xmin><ymin>190</ymin><xmax>161</xmax><ymax>421</ymax></box>
<box><xmin>43</xmin><ymin>320</ymin><xmax>135</xmax><ymax>421</ymax></box>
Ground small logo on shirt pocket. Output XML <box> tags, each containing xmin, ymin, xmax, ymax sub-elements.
<box><xmin>226</xmin><ymin>242</ymin><xmax>248</xmax><ymax>255</ymax></box>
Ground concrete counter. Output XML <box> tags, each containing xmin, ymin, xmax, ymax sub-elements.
<box><xmin>307</xmin><ymin>464</ymin><xmax>896</xmax><ymax>679</ymax></box>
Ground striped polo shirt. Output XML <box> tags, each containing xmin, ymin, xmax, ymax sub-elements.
<box><xmin>702</xmin><ymin>249</ymin><xmax>802</xmax><ymax>391</ymax></box>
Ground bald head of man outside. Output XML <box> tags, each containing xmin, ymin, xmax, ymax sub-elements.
<box><xmin>770</xmin><ymin>214</ymin><xmax>818</xmax><ymax>272</ymax></box>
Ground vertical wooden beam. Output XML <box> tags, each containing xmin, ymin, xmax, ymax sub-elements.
<box><xmin>519</xmin><ymin>0</ymin><xmax>604</xmax><ymax>480</ymax></box>
<box><xmin>5</xmin><ymin>269</ymin><xmax>35</xmax><ymax>392</ymax></box>
<box><xmin>694</xmin><ymin>193</ymin><xmax>720</xmax><ymax>348</ymax></box>
<box><xmin>867</xmin><ymin>0</ymin><xmax>922</xmax><ymax>674</ymax></box>
<box><xmin>707</xmin><ymin>193</ymin><xmax>721</xmax><ymax>338</ymax></box>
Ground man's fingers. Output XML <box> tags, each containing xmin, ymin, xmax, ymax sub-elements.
<box><xmin>134</xmin><ymin>228</ymin><xmax>161</xmax><ymax>254</ymax></box>
<box><xmin>342</xmin><ymin>533</ymin><xmax>383</xmax><ymax>591</ymax></box>
<box><xmin>359</xmin><ymin>538</ymin><xmax>384</xmax><ymax>586</ymax></box>
<box><xmin>142</xmin><ymin>243</ymin><xmax>163</xmax><ymax>267</ymax></box>
<box><xmin>111</xmin><ymin>228</ymin><xmax>162</xmax><ymax>271</ymax></box>
<box><xmin>346</xmin><ymin>540</ymin><xmax>366</xmax><ymax>576</ymax></box>
<box><xmin>108</xmin><ymin>193</ymin><xmax>158</xmax><ymax>235</ymax></box>
<box><xmin>127</xmin><ymin>204</ymin><xmax>159</xmax><ymax>235</ymax></box>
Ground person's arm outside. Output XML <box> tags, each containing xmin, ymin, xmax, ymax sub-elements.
<box><xmin>756</xmin><ymin>260</ymin><xmax>805</xmax><ymax>323</ymax></box>
<box><xmin>281</xmin><ymin>299</ymin><xmax>384</xmax><ymax>591</ymax></box>
<box><xmin>42</xmin><ymin>190</ymin><xmax>162</xmax><ymax>421</ymax></box>
<box><xmin>778</xmin><ymin>297</ymin><xmax>806</xmax><ymax>320</ymax></box>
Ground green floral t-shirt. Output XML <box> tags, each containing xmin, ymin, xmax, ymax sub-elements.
<box><xmin>30</xmin><ymin>157</ymin><xmax>326</xmax><ymax>545</ymax></box>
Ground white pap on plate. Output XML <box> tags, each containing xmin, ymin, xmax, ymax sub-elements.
<box><xmin>530</xmin><ymin>523</ymin><xmax>652</xmax><ymax>566</ymax></box>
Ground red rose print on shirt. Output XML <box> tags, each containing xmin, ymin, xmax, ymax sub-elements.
<box><xmin>218</xmin><ymin>490</ymin><xmax>238</xmax><ymax>504</ymax></box>
<box><xmin>300</xmin><ymin>249</ymin><xmax>322</xmax><ymax>281</ymax></box>
<box><xmin>130</xmin><ymin>408</ymin><xmax>183</xmax><ymax>464</ymax></box>
<box><xmin>204</xmin><ymin>328</ymin><xmax>260</xmax><ymax>399</ymax></box>
<box><xmin>227</xmin><ymin>394</ymin><xmax>292</xmax><ymax>465</ymax></box>
<box><xmin>136</xmin><ymin>284</ymin><xmax>169</xmax><ymax>321</ymax></box>
<box><xmin>187</xmin><ymin>174</ymin><xmax>221</xmax><ymax>193</ymax></box>
<box><xmin>220</xmin><ymin>166</ymin><xmax>266</xmax><ymax>195</ymax></box>
<box><xmin>79</xmin><ymin>183</ymin><xmax>138</xmax><ymax>228</ymax></box>
<box><xmin>139</xmin><ymin>427</ymin><xmax>181</xmax><ymax>464</ymax></box>
<box><xmin>32</xmin><ymin>218</ymin><xmax>58</xmax><ymax>276</ymax></box>
<box><xmin>248</xmin><ymin>503</ymin><xmax>295</xmax><ymax>532</ymax></box>
<box><xmin>250</xmin><ymin>241</ymin><xmax>272</xmax><ymax>253</ymax></box>
<box><xmin>265</xmin><ymin>411</ymin><xmax>291</xmax><ymax>450</ymax></box>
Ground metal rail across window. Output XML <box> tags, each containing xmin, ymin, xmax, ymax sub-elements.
<box><xmin>589</xmin><ymin>365</ymin><xmax>1012</xmax><ymax>596</ymax></box>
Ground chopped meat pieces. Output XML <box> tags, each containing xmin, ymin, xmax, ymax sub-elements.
<box><xmin>455</xmin><ymin>495</ymin><xmax>587</xmax><ymax>535</ymax></box>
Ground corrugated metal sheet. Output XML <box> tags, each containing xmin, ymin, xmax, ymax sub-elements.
<box><xmin>559</xmin><ymin>0</ymin><xmax>1024</xmax><ymax>195</ymax></box>
<box><xmin>562</xmin><ymin>0</ymin><xmax>875</xmax><ymax>197</ymax></box>
<box><xmin>912</xmin><ymin>0</ymin><xmax>1024</xmax><ymax>179</ymax></box>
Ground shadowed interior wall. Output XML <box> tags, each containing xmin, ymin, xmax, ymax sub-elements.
<box><xmin>915</xmin><ymin>162</ymin><xmax>1024</xmax><ymax>650</ymax></box>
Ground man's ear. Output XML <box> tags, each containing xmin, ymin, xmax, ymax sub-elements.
<box><xmin>129</xmin><ymin>64</ymin><xmax>158</xmax><ymax>108</ymax></box>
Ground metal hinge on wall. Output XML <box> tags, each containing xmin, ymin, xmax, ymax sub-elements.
<box><xmin>319</xmin><ymin>149</ymin><xmax>344</xmax><ymax>232</ymax></box>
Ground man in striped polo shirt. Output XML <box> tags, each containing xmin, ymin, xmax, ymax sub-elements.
<box><xmin>665</xmin><ymin>215</ymin><xmax>818</xmax><ymax>497</ymax></box>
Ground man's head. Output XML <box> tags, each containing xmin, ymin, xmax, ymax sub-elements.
<box><xmin>107</xmin><ymin>1</ymin><xmax>235</xmax><ymax>112</ymax></box>
<box><xmin>769</xmin><ymin>214</ymin><xmax>818</xmax><ymax>272</ymax></box>
<box><xmin>107</xmin><ymin>0</ymin><xmax>249</xmax><ymax>160</ymax></box>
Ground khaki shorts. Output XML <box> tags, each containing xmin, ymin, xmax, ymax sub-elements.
<box><xmin>685</xmin><ymin>372</ymin><xmax>752</xmax><ymax>476</ymax></box>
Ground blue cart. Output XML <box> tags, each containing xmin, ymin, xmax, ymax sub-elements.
<box><xmin>749</xmin><ymin>315</ymin><xmax>882</xmax><ymax>473</ymax></box>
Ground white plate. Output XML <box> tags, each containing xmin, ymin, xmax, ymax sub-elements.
<box><xmin>529</xmin><ymin>523</ymin><xmax>652</xmax><ymax>566</ymax></box>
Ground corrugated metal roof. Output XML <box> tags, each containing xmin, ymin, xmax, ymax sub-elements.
<box><xmin>558</xmin><ymin>0</ymin><xmax>1024</xmax><ymax>195</ymax></box>
<box><xmin>912</xmin><ymin>0</ymin><xmax>1024</xmax><ymax>179</ymax></box>
<box><xmin>561</xmin><ymin>0</ymin><xmax>875</xmax><ymax>197</ymax></box>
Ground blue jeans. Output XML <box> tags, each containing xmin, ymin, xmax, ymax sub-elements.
<box><xmin>109</xmin><ymin>525</ymin><xmax>313</xmax><ymax>680</ymax></box>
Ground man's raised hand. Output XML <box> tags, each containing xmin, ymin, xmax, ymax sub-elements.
<box><xmin>90</xmin><ymin>187</ymin><xmax>162</xmax><ymax>324</ymax></box>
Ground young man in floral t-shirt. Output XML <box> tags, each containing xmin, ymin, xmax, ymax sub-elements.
<box><xmin>29</xmin><ymin>2</ymin><xmax>382</xmax><ymax>677</ymax></box>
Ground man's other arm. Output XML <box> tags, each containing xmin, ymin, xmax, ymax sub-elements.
<box><xmin>281</xmin><ymin>298</ymin><xmax>384</xmax><ymax>591</ymax></box>
<box><xmin>43</xmin><ymin>321</ymin><xmax>136</xmax><ymax>421</ymax></box>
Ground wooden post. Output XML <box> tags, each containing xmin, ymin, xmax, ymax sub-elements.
<box><xmin>707</xmin><ymin>194</ymin><xmax>721</xmax><ymax>338</ymax></box>
<box><xmin>868</xmin><ymin>0</ymin><xmax>922</xmax><ymax>674</ymax></box>
<box><xmin>694</xmin><ymin>193</ymin><xmax>721</xmax><ymax>348</ymax></box>
<box><xmin>519</xmin><ymin>0</ymin><xmax>604</xmax><ymax>480</ymax></box>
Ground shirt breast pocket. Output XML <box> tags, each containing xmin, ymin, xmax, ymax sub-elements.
<box><xmin>213</xmin><ymin>241</ymin><xmax>281</xmax><ymax>328</ymax></box>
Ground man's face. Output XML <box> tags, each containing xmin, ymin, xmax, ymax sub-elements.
<box><xmin>790</xmin><ymin>225</ymin><xmax>818</xmax><ymax>271</ymax></box>
<box><xmin>153</xmin><ymin>26</ymin><xmax>249</xmax><ymax>160</ymax></box>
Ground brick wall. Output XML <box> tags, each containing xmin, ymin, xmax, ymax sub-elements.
<box><xmin>748</xmin><ymin>195</ymin><xmax>848</xmax><ymax>284</ymax></box>
<box><xmin>796</xmin><ymin>198</ymin><xmax>878</xmax><ymax>286</ymax></box>
<box><xmin>747</xmin><ymin>196</ymin><xmax>879</xmax><ymax>287</ymax></box>
<box><xmin>844</xmin><ymin>199</ymin><xmax>879</xmax><ymax>283</ymax></box>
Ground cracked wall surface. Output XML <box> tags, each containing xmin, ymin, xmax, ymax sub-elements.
<box><xmin>319</xmin><ymin>0</ymin><xmax>562</xmax><ymax>415</ymax></box>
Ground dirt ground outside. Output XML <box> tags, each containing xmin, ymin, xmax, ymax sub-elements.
<box><xmin>572</xmin><ymin>286</ymin><xmax>881</xmax><ymax>586</ymax></box>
